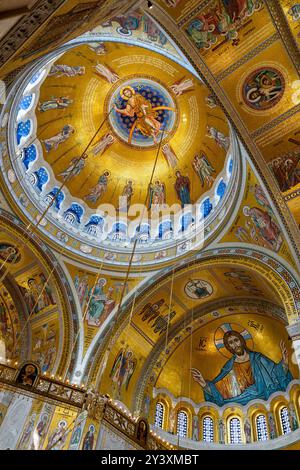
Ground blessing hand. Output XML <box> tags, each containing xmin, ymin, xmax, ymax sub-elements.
<box><xmin>190</xmin><ymin>368</ymin><xmax>206</xmax><ymax>388</ymax></box>
<box><xmin>280</xmin><ymin>340</ymin><xmax>289</xmax><ymax>366</ymax></box>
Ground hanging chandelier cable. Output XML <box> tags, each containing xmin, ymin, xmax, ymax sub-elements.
<box><xmin>109</xmin><ymin>129</ymin><xmax>165</xmax><ymax>401</ymax></box>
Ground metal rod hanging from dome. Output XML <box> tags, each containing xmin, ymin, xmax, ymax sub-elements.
<box><xmin>109</xmin><ymin>128</ymin><xmax>166</xmax><ymax>401</ymax></box>
<box><xmin>0</xmin><ymin>108</ymin><xmax>114</xmax><ymax>284</ymax></box>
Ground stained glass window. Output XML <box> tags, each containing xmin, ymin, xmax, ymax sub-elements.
<box><xmin>203</xmin><ymin>416</ymin><xmax>214</xmax><ymax>443</ymax></box>
<box><xmin>177</xmin><ymin>410</ymin><xmax>188</xmax><ymax>438</ymax></box>
<box><xmin>154</xmin><ymin>402</ymin><xmax>164</xmax><ymax>429</ymax></box>
<box><xmin>280</xmin><ymin>407</ymin><xmax>292</xmax><ymax>434</ymax></box>
<box><xmin>256</xmin><ymin>414</ymin><xmax>269</xmax><ymax>441</ymax></box>
<box><xmin>229</xmin><ymin>417</ymin><xmax>242</xmax><ymax>444</ymax></box>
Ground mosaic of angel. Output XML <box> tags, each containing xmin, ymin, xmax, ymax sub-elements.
<box><xmin>206</xmin><ymin>125</ymin><xmax>230</xmax><ymax>152</ymax></box>
<box><xmin>58</xmin><ymin>154</ymin><xmax>87</xmax><ymax>181</ymax></box>
<box><xmin>48</xmin><ymin>64</ymin><xmax>85</xmax><ymax>77</ymax></box>
<box><xmin>148</xmin><ymin>180</ymin><xmax>166</xmax><ymax>209</ymax></box>
<box><xmin>42</xmin><ymin>124</ymin><xmax>74</xmax><ymax>152</ymax></box>
<box><xmin>84</xmin><ymin>171</ymin><xmax>110</xmax><ymax>203</ymax></box>
<box><xmin>110</xmin><ymin>348</ymin><xmax>137</xmax><ymax>397</ymax></box>
<box><xmin>38</xmin><ymin>96</ymin><xmax>73</xmax><ymax>112</ymax></box>
<box><xmin>192</xmin><ymin>153</ymin><xmax>216</xmax><ymax>187</ymax></box>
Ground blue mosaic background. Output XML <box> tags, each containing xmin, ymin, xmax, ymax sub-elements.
<box><xmin>109</xmin><ymin>79</ymin><xmax>176</xmax><ymax>148</ymax></box>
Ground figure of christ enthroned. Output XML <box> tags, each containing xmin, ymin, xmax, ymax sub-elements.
<box><xmin>114</xmin><ymin>86</ymin><xmax>175</xmax><ymax>144</ymax></box>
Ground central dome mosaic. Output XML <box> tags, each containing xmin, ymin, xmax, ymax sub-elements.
<box><xmin>106</xmin><ymin>76</ymin><xmax>178</xmax><ymax>149</ymax></box>
<box><xmin>1</xmin><ymin>39</ymin><xmax>240</xmax><ymax>267</ymax></box>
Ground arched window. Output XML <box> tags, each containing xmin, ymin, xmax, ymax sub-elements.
<box><xmin>154</xmin><ymin>402</ymin><xmax>164</xmax><ymax>429</ymax></box>
<box><xmin>229</xmin><ymin>417</ymin><xmax>242</xmax><ymax>444</ymax></box>
<box><xmin>202</xmin><ymin>416</ymin><xmax>214</xmax><ymax>443</ymax></box>
<box><xmin>256</xmin><ymin>414</ymin><xmax>269</xmax><ymax>441</ymax></box>
<box><xmin>280</xmin><ymin>407</ymin><xmax>292</xmax><ymax>434</ymax></box>
<box><xmin>177</xmin><ymin>410</ymin><xmax>188</xmax><ymax>438</ymax></box>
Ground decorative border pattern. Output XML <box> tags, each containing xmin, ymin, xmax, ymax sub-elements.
<box><xmin>251</xmin><ymin>103</ymin><xmax>300</xmax><ymax>139</ymax></box>
<box><xmin>216</xmin><ymin>33</ymin><xmax>279</xmax><ymax>83</ymax></box>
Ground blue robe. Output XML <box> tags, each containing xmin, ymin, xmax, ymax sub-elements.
<box><xmin>203</xmin><ymin>351</ymin><xmax>293</xmax><ymax>406</ymax></box>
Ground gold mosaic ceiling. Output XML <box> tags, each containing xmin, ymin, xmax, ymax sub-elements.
<box><xmin>36</xmin><ymin>42</ymin><xmax>229</xmax><ymax>212</ymax></box>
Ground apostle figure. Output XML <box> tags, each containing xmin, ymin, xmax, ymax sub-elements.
<box><xmin>49</xmin><ymin>64</ymin><xmax>85</xmax><ymax>77</ymax></box>
<box><xmin>82</xmin><ymin>425</ymin><xmax>95</xmax><ymax>450</ymax></box>
<box><xmin>191</xmin><ymin>329</ymin><xmax>292</xmax><ymax>406</ymax></box>
<box><xmin>84</xmin><ymin>171</ymin><xmax>110</xmax><ymax>203</ymax></box>
<box><xmin>174</xmin><ymin>170</ymin><xmax>191</xmax><ymax>207</ymax></box>
<box><xmin>162</xmin><ymin>143</ymin><xmax>178</xmax><ymax>168</ymax></box>
<box><xmin>86</xmin><ymin>278</ymin><xmax>115</xmax><ymax>327</ymax></box>
<box><xmin>58</xmin><ymin>154</ymin><xmax>88</xmax><ymax>181</ymax></box>
<box><xmin>46</xmin><ymin>420</ymin><xmax>67</xmax><ymax>450</ymax></box>
<box><xmin>42</xmin><ymin>124</ymin><xmax>74</xmax><ymax>152</ymax></box>
<box><xmin>192</xmin><ymin>153</ymin><xmax>215</xmax><ymax>187</ymax></box>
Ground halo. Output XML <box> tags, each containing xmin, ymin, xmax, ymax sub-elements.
<box><xmin>103</xmin><ymin>169</ymin><xmax>111</xmax><ymax>177</ymax></box>
<box><xmin>243</xmin><ymin>205</ymin><xmax>250</xmax><ymax>217</ymax></box>
<box><xmin>120</xmin><ymin>85</ymin><xmax>135</xmax><ymax>100</ymax></box>
<box><xmin>214</xmin><ymin>322</ymin><xmax>253</xmax><ymax>358</ymax></box>
<box><xmin>98</xmin><ymin>277</ymin><xmax>107</xmax><ymax>286</ymax></box>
